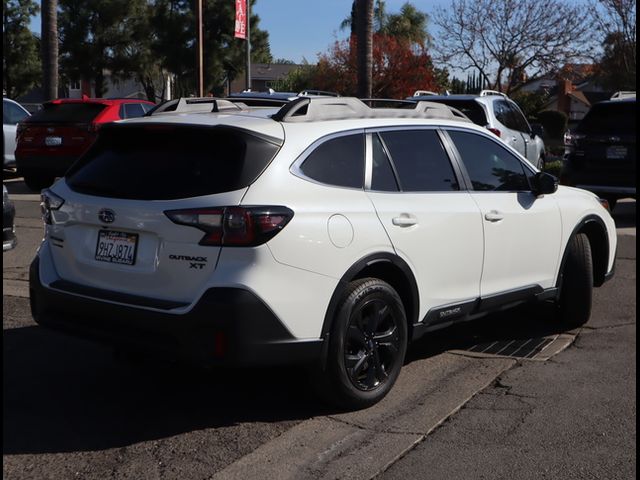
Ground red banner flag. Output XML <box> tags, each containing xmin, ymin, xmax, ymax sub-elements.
<box><xmin>234</xmin><ymin>0</ymin><xmax>247</xmax><ymax>39</ymax></box>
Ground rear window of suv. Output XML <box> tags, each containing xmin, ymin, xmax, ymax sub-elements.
<box><xmin>25</xmin><ymin>103</ymin><xmax>107</xmax><ymax>123</ymax></box>
<box><xmin>576</xmin><ymin>101</ymin><xmax>636</xmax><ymax>135</ymax></box>
<box><xmin>424</xmin><ymin>99</ymin><xmax>488</xmax><ymax>126</ymax></box>
<box><xmin>66</xmin><ymin>125</ymin><xmax>281</xmax><ymax>200</ymax></box>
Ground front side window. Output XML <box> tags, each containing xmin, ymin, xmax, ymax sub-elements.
<box><xmin>299</xmin><ymin>134</ymin><xmax>364</xmax><ymax>188</ymax></box>
<box><xmin>121</xmin><ymin>103</ymin><xmax>146</xmax><ymax>119</ymax></box>
<box><xmin>448</xmin><ymin>130</ymin><xmax>530</xmax><ymax>192</ymax></box>
<box><xmin>379</xmin><ymin>129</ymin><xmax>459</xmax><ymax>192</ymax></box>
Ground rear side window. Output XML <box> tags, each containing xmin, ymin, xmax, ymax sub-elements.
<box><xmin>66</xmin><ymin>125</ymin><xmax>281</xmax><ymax>200</ymax></box>
<box><xmin>494</xmin><ymin>100</ymin><xmax>518</xmax><ymax>130</ymax></box>
<box><xmin>380</xmin><ymin>130</ymin><xmax>459</xmax><ymax>192</ymax></box>
<box><xmin>120</xmin><ymin>103</ymin><xmax>147</xmax><ymax>119</ymax></box>
<box><xmin>26</xmin><ymin>103</ymin><xmax>106</xmax><ymax>123</ymax></box>
<box><xmin>299</xmin><ymin>134</ymin><xmax>364</xmax><ymax>188</ymax></box>
<box><xmin>428</xmin><ymin>100</ymin><xmax>488</xmax><ymax>126</ymax></box>
<box><xmin>577</xmin><ymin>102</ymin><xmax>636</xmax><ymax>135</ymax></box>
<box><xmin>448</xmin><ymin>130</ymin><xmax>530</xmax><ymax>191</ymax></box>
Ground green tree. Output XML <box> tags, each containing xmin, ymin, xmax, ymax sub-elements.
<box><xmin>3</xmin><ymin>0</ymin><xmax>41</xmax><ymax>98</ymax></box>
<box><xmin>58</xmin><ymin>0</ymin><xmax>148</xmax><ymax>97</ymax></box>
<box><xmin>202</xmin><ymin>0</ymin><xmax>271</xmax><ymax>94</ymax></box>
<box><xmin>382</xmin><ymin>2</ymin><xmax>431</xmax><ymax>48</ymax></box>
<box><xmin>591</xmin><ymin>0</ymin><xmax>636</xmax><ymax>91</ymax></box>
<box><xmin>342</xmin><ymin>1</ymin><xmax>432</xmax><ymax>48</ymax></box>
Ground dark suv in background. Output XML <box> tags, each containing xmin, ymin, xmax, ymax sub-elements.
<box><xmin>562</xmin><ymin>97</ymin><xmax>636</xmax><ymax>210</ymax></box>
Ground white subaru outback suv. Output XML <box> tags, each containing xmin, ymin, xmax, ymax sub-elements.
<box><xmin>30</xmin><ymin>97</ymin><xmax>616</xmax><ymax>409</ymax></box>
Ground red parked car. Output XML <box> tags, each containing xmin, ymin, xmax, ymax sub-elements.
<box><xmin>16</xmin><ymin>97</ymin><xmax>155</xmax><ymax>190</ymax></box>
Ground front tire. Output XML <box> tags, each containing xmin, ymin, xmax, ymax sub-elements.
<box><xmin>557</xmin><ymin>233</ymin><xmax>593</xmax><ymax>328</ymax></box>
<box><xmin>318</xmin><ymin>278</ymin><xmax>408</xmax><ymax>410</ymax></box>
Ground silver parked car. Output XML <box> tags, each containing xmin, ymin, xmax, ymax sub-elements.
<box><xmin>409</xmin><ymin>90</ymin><xmax>546</xmax><ymax>169</ymax></box>
<box><xmin>3</xmin><ymin>97</ymin><xmax>31</xmax><ymax>169</ymax></box>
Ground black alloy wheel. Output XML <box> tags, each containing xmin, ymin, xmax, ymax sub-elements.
<box><xmin>344</xmin><ymin>297</ymin><xmax>402</xmax><ymax>391</ymax></box>
<box><xmin>317</xmin><ymin>278</ymin><xmax>408</xmax><ymax>410</ymax></box>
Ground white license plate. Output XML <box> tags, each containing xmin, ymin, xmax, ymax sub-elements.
<box><xmin>606</xmin><ymin>146</ymin><xmax>627</xmax><ymax>159</ymax></box>
<box><xmin>95</xmin><ymin>230</ymin><xmax>138</xmax><ymax>265</ymax></box>
<box><xmin>45</xmin><ymin>136</ymin><xmax>62</xmax><ymax>146</ymax></box>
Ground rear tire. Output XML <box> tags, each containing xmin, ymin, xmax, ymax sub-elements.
<box><xmin>557</xmin><ymin>233</ymin><xmax>593</xmax><ymax>328</ymax></box>
<box><xmin>23</xmin><ymin>173</ymin><xmax>55</xmax><ymax>191</ymax></box>
<box><xmin>315</xmin><ymin>278</ymin><xmax>408</xmax><ymax>410</ymax></box>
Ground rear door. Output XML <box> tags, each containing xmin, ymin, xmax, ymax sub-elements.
<box><xmin>365</xmin><ymin>128</ymin><xmax>484</xmax><ymax>324</ymax></box>
<box><xmin>47</xmin><ymin>124</ymin><xmax>282</xmax><ymax>303</ymax></box>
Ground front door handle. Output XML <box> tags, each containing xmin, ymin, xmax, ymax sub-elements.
<box><xmin>392</xmin><ymin>216</ymin><xmax>417</xmax><ymax>227</ymax></box>
<box><xmin>484</xmin><ymin>210</ymin><xmax>504</xmax><ymax>222</ymax></box>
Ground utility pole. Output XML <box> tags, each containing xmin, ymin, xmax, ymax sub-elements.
<box><xmin>41</xmin><ymin>0</ymin><xmax>59</xmax><ymax>101</ymax></box>
<box><xmin>196</xmin><ymin>0</ymin><xmax>204</xmax><ymax>96</ymax></box>
<box><xmin>245</xmin><ymin>1</ymin><xmax>251</xmax><ymax>91</ymax></box>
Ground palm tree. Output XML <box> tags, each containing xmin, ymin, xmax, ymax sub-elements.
<box><xmin>41</xmin><ymin>0</ymin><xmax>58</xmax><ymax>100</ymax></box>
<box><xmin>355</xmin><ymin>0</ymin><xmax>374</xmax><ymax>98</ymax></box>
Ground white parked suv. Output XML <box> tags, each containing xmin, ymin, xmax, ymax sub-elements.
<box><xmin>409</xmin><ymin>90</ymin><xmax>547</xmax><ymax>169</ymax></box>
<box><xmin>3</xmin><ymin>97</ymin><xmax>31</xmax><ymax>168</ymax></box>
<box><xmin>30</xmin><ymin>97</ymin><xmax>616</xmax><ymax>408</ymax></box>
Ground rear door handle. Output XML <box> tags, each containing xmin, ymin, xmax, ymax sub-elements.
<box><xmin>484</xmin><ymin>210</ymin><xmax>504</xmax><ymax>222</ymax></box>
<box><xmin>392</xmin><ymin>216</ymin><xmax>417</xmax><ymax>227</ymax></box>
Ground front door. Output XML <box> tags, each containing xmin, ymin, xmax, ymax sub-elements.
<box><xmin>445</xmin><ymin>129</ymin><xmax>562</xmax><ymax>296</ymax></box>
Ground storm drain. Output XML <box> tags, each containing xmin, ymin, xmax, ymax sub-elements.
<box><xmin>464</xmin><ymin>336</ymin><xmax>555</xmax><ymax>359</ymax></box>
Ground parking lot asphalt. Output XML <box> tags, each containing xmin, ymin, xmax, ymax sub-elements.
<box><xmin>3</xmin><ymin>177</ymin><xmax>636</xmax><ymax>480</ymax></box>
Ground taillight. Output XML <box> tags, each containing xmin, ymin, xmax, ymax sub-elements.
<box><xmin>41</xmin><ymin>189</ymin><xmax>65</xmax><ymax>224</ymax></box>
<box><xmin>16</xmin><ymin>123</ymin><xmax>28</xmax><ymax>142</ymax></box>
<box><xmin>487</xmin><ymin>127</ymin><xmax>501</xmax><ymax>137</ymax></box>
<box><xmin>164</xmin><ymin>206</ymin><xmax>294</xmax><ymax>246</ymax></box>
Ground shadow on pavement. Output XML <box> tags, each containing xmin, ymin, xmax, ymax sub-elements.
<box><xmin>3</xmin><ymin>301</ymin><xmax>570</xmax><ymax>456</ymax></box>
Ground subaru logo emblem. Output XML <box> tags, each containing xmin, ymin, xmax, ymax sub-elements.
<box><xmin>98</xmin><ymin>208</ymin><xmax>115</xmax><ymax>223</ymax></box>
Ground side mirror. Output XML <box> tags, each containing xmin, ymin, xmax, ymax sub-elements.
<box><xmin>533</xmin><ymin>172</ymin><xmax>558</xmax><ymax>196</ymax></box>
<box><xmin>530</xmin><ymin>123</ymin><xmax>545</xmax><ymax>139</ymax></box>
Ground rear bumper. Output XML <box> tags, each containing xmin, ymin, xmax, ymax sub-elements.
<box><xmin>29</xmin><ymin>256</ymin><xmax>323</xmax><ymax>367</ymax></box>
<box><xmin>15</xmin><ymin>154</ymin><xmax>79</xmax><ymax>178</ymax></box>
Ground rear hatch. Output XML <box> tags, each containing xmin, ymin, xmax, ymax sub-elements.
<box><xmin>17</xmin><ymin>102</ymin><xmax>107</xmax><ymax>159</ymax></box>
<box><xmin>46</xmin><ymin>123</ymin><xmax>282</xmax><ymax>305</ymax></box>
<box><xmin>569</xmin><ymin>101</ymin><xmax>636</xmax><ymax>189</ymax></box>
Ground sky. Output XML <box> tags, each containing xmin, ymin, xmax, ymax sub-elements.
<box><xmin>29</xmin><ymin>0</ymin><xmax>453</xmax><ymax>64</ymax></box>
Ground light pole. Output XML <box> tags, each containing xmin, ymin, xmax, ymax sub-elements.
<box><xmin>196</xmin><ymin>0</ymin><xmax>204</xmax><ymax>96</ymax></box>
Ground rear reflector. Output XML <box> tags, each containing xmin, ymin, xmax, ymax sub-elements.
<box><xmin>487</xmin><ymin>127</ymin><xmax>501</xmax><ymax>137</ymax></box>
<box><xmin>165</xmin><ymin>206</ymin><xmax>293</xmax><ymax>246</ymax></box>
